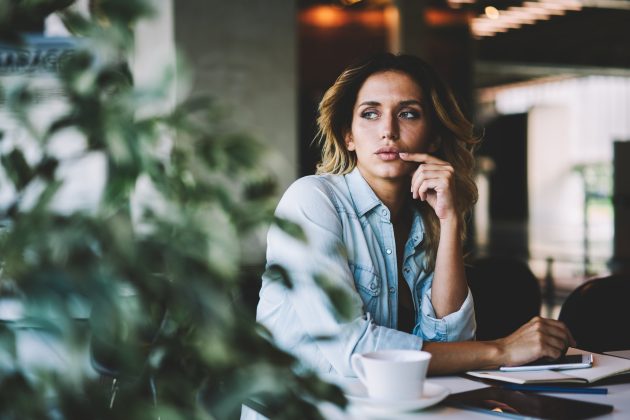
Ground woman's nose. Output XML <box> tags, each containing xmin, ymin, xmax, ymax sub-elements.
<box><xmin>381</xmin><ymin>114</ymin><xmax>399</xmax><ymax>140</ymax></box>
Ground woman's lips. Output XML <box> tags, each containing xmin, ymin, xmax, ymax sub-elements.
<box><xmin>375</xmin><ymin>147</ymin><xmax>402</xmax><ymax>161</ymax></box>
<box><xmin>376</xmin><ymin>152</ymin><xmax>400</xmax><ymax>161</ymax></box>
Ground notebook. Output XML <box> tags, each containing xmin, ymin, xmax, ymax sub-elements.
<box><xmin>605</xmin><ymin>350</ymin><xmax>630</xmax><ymax>360</ymax></box>
<box><xmin>467</xmin><ymin>348</ymin><xmax>630</xmax><ymax>385</ymax></box>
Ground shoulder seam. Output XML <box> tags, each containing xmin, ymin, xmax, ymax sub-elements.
<box><xmin>311</xmin><ymin>175</ymin><xmax>344</xmax><ymax>215</ymax></box>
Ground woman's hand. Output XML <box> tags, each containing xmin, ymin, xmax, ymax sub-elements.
<box><xmin>399</xmin><ymin>152</ymin><xmax>456</xmax><ymax>221</ymax></box>
<box><xmin>494</xmin><ymin>316</ymin><xmax>577</xmax><ymax>367</ymax></box>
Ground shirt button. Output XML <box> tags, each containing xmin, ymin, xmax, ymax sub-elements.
<box><xmin>404</xmin><ymin>267</ymin><xmax>410</xmax><ymax>273</ymax></box>
<box><xmin>389</xmin><ymin>287</ymin><xmax>395</xmax><ymax>294</ymax></box>
<box><xmin>381</xmin><ymin>209</ymin><xmax>388</xmax><ymax>217</ymax></box>
<box><xmin>370</xmin><ymin>282</ymin><xmax>377</xmax><ymax>290</ymax></box>
<box><xmin>386</xmin><ymin>248</ymin><xmax>392</xmax><ymax>255</ymax></box>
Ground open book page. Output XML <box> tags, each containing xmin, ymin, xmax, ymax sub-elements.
<box><xmin>605</xmin><ymin>350</ymin><xmax>630</xmax><ymax>360</ymax></box>
<box><xmin>467</xmin><ymin>348</ymin><xmax>630</xmax><ymax>385</ymax></box>
<box><xmin>568</xmin><ymin>349</ymin><xmax>630</xmax><ymax>383</ymax></box>
<box><xmin>466</xmin><ymin>368</ymin><xmax>585</xmax><ymax>384</ymax></box>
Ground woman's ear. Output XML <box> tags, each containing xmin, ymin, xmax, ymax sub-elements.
<box><xmin>345</xmin><ymin>132</ymin><xmax>356</xmax><ymax>151</ymax></box>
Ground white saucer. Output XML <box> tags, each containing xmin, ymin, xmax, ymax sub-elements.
<box><xmin>343</xmin><ymin>380</ymin><xmax>451</xmax><ymax>413</ymax></box>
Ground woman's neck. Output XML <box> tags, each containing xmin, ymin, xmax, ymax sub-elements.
<box><xmin>362</xmin><ymin>174</ymin><xmax>410</xmax><ymax>224</ymax></box>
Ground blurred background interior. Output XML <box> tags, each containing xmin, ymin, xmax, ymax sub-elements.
<box><xmin>2</xmin><ymin>0</ymin><xmax>630</xmax><ymax>319</ymax></box>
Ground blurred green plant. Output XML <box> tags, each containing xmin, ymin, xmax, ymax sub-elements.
<box><xmin>0</xmin><ymin>1</ymin><xmax>348</xmax><ymax>418</ymax></box>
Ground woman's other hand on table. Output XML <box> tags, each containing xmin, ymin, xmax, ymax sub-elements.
<box><xmin>495</xmin><ymin>316</ymin><xmax>577</xmax><ymax>367</ymax></box>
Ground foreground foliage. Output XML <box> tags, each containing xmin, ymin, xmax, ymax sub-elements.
<box><xmin>0</xmin><ymin>0</ymin><xmax>346</xmax><ymax>418</ymax></box>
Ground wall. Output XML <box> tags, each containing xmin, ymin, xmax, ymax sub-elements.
<box><xmin>132</xmin><ymin>1</ymin><xmax>298</xmax><ymax>264</ymax></box>
<box><xmin>173</xmin><ymin>0</ymin><xmax>298</xmax><ymax>193</ymax></box>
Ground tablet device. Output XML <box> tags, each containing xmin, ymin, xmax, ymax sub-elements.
<box><xmin>444</xmin><ymin>387</ymin><xmax>613</xmax><ymax>420</ymax></box>
<box><xmin>500</xmin><ymin>354</ymin><xmax>593</xmax><ymax>372</ymax></box>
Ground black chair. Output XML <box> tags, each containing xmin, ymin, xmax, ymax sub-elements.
<box><xmin>559</xmin><ymin>274</ymin><xmax>630</xmax><ymax>353</ymax></box>
<box><xmin>466</xmin><ymin>256</ymin><xmax>542</xmax><ymax>341</ymax></box>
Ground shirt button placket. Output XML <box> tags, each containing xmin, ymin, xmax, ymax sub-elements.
<box><xmin>380</xmin><ymin>206</ymin><xmax>394</xmax><ymax>325</ymax></box>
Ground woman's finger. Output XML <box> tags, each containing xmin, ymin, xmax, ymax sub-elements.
<box><xmin>412</xmin><ymin>163</ymin><xmax>454</xmax><ymax>173</ymax></box>
<box><xmin>418</xmin><ymin>179</ymin><xmax>448</xmax><ymax>198</ymax></box>
<box><xmin>533</xmin><ymin>318</ymin><xmax>574</xmax><ymax>345</ymax></box>
<box><xmin>399</xmin><ymin>152</ymin><xmax>448</xmax><ymax>165</ymax></box>
<box><xmin>522</xmin><ymin>318</ymin><xmax>574</xmax><ymax>356</ymax></box>
<box><xmin>413</xmin><ymin>174</ymin><xmax>452</xmax><ymax>199</ymax></box>
<box><xmin>412</xmin><ymin>169</ymin><xmax>453</xmax><ymax>187</ymax></box>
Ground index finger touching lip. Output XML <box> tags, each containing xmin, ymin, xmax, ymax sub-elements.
<box><xmin>399</xmin><ymin>152</ymin><xmax>446</xmax><ymax>165</ymax></box>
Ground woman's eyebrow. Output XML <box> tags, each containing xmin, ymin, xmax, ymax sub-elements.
<box><xmin>399</xmin><ymin>99</ymin><xmax>423</xmax><ymax>107</ymax></box>
<box><xmin>357</xmin><ymin>99</ymin><xmax>422</xmax><ymax>107</ymax></box>
<box><xmin>357</xmin><ymin>100</ymin><xmax>381</xmax><ymax>107</ymax></box>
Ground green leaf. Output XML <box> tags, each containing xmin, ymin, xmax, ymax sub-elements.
<box><xmin>0</xmin><ymin>323</ymin><xmax>17</xmax><ymax>361</ymax></box>
<box><xmin>266</xmin><ymin>264</ymin><xmax>293</xmax><ymax>290</ymax></box>
<box><xmin>1</xmin><ymin>149</ymin><xmax>32</xmax><ymax>190</ymax></box>
<box><xmin>33</xmin><ymin>157</ymin><xmax>58</xmax><ymax>181</ymax></box>
<box><xmin>313</xmin><ymin>274</ymin><xmax>358</xmax><ymax>322</ymax></box>
<box><xmin>96</xmin><ymin>0</ymin><xmax>155</xmax><ymax>26</ymax></box>
<box><xmin>0</xmin><ymin>0</ymin><xmax>74</xmax><ymax>43</ymax></box>
<box><xmin>273</xmin><ymin>216</ymin><xmax>307</xmax><ymax>243</ymax></box>
<box><xmin>243</xmin><ymin>174</ymin><xmax>277</xmax><ymax>201</ymax></box>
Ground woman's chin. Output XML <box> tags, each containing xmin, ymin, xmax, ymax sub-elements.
<box><xmin>377</xmin><ymin>168</ymin><xmax>412</xmax><ymax>181</ymax></box>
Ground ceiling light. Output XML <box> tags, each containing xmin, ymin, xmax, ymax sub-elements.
<box><xmin>523</xmin><ymin>2</ymin><xmax>567</xmax><ymax>14</ymax></box>
<box><xmin>485</xmin><ymin>6</ymin><xmax>500</xmax><ymax>19</ymax></box>
<box><xmin>506</xmin><ymin>6</ymin><xmax>552</xmax><ymax>20</ymax></box>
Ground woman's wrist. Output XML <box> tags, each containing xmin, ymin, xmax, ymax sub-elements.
<box><xmin>438</xmin><ymin>214</ymin><xmax>461</xmax><ymax>234</ymax></box>
<box><xmin>485</xmin><ymin>339</ymin><xmax>508</xmax><ymax>369</ymax></box>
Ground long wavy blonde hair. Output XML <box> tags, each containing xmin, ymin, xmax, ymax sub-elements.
<box><xmin>316</xmin><ymin>53</ymin><xmax>479</xmax><ymax>272</ymax></box>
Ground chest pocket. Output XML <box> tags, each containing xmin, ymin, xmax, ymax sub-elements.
<box><xmin>350</xmin><ymin>263</ymin><xmax>381</xmax><ymax>317</ymax></box>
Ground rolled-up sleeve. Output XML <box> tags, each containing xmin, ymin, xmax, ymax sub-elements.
<box><xmin>415</xmin><ymin>287</ymin><xmax>476</xmax><ymax>342</ymax></box>
<box><xmin>259</xmin><ymin>177</ymin><xmax>423</xmax><ymax>377</ymax></box>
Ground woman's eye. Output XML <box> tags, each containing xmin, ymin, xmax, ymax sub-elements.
<box><xmin>361</xmin><ymin>110</ymin><xmax>379</xmax><ymax>120</ymax></box>
<box><xmin>399</xmin><ymin>110</ymin><xmax>420</xmax><ymax>119</ymax></box>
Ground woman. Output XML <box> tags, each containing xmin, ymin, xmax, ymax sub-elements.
<box><xmin>256</xmin><ymin>53</ymin><xmax>573</xmax><ymax>380</ymax></box>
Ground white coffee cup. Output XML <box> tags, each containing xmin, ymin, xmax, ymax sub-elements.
<box><xmin>351</xmin><ymin>349</ymin><xmax>432</xmax><ymax>401</ymax></box>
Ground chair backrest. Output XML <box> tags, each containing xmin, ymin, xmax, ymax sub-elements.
<box><xmin>466</xmin><ymin>256</ymin><xmax>542</xmax><ymax>341</ymax></box>
<box><xmin>558</xmin><ymin>274</ymin><xmax>630</xmax><ymax>352</ymax></box>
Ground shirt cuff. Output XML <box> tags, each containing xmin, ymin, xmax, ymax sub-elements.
<box><xmin>415</xmin><ymin>288</ymin><xmax>476</xmax><ymax>342</ymax></box>
<box><xmin>332</xmin><ymin>313</ymin><xmax>425</xmax><ymax>377</ymax></box>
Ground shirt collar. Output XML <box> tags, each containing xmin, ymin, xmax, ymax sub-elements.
<box><xmin>345</xmin><ymin>167</ymin><xmax>426</xmax><ymax>247</ymax></box>
<box><xmin>344</xmin><ymin>167</ymin><xmax>381</xmax><ymax>217</ymax></box>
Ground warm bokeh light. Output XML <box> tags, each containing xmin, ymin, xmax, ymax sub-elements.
<box><xmin>300</xmin><ymin>5</ymin><xmax>349</xmax><ymax>28</ymax></box>
<box><xmin>485</xmin><ymin>6</ymin><xmax>500</xmax><ymax>19</ymax></box>
<box><xmin>425</xmin><ymin>8</ymin><xmax>472</xmax><ymax>26</ymax></box>
<box><xmin>300</xmin><ymin>5</ymin><xmax>387</xmax><ymax>30</ymax></box>
<box><xmin>356</xmin><ymin>9</ymin><xmax>385</xmax><ymax>29</ymax></box>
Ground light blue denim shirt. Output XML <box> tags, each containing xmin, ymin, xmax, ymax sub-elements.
<box><xmin>257</xmin><ymin>168</ymin><xmax>475</xmax><ymax>377</ymax></box>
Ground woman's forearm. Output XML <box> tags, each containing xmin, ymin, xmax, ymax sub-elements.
<box><xmin>423</xmin><ymin>340</ymin><xmax>504</xmax><ymax>375</ymax></box>
<box><xmin>423</xmin><ymin>316</ymin><xmax>577</xmax><ymax>375</ymax></box>
<box><xmin>431</xmin><ymin>217</ymin><xmax>467</xmax><ymax>318</ymax></box>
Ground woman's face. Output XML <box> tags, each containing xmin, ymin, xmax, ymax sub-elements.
<box><xmin>346</xmin><ymin>70</ymin><xmax>433</xmax><ymax>186</ymax></box>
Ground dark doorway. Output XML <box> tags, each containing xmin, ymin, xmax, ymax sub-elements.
<box><xmin>477</xmin><ymin>112</ymin><xmax>529</xmax><ymax>258</ymax></box>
